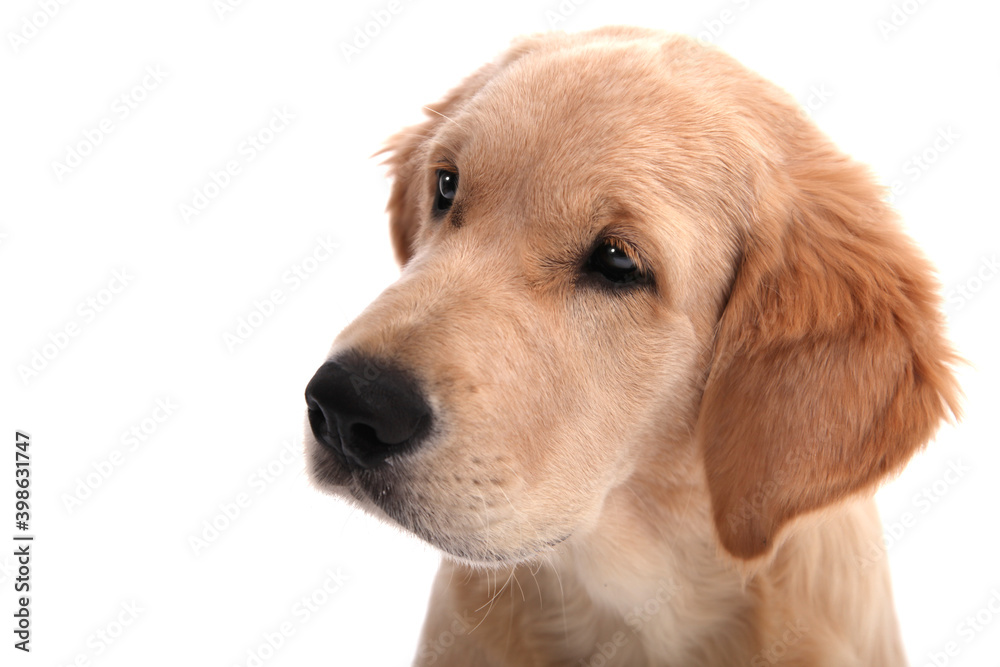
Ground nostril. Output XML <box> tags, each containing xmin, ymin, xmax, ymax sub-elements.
<box><xmin>350</xmin><ymin>423</ymin><xmax>379</xmax><ymax>447</ymax></box>
<box><xmin>346</xmin><ymin>423</ymin><xmax>393</xmax><ymax>465</ymax></box>
<box><xmin>306</xmin><ymin>398</ymin><xmax>335</xmax><ymax>448</ymax></box>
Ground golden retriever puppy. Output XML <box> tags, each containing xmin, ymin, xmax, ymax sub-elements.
<box><xmin>304</xmin><ymin>26</ymin><xmax>959</xmax><ymax>666</ymax></box>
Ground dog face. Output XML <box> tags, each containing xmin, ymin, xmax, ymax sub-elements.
<box><xmin>305</xmin><ymin>28</ymin><xmax>958</xmax><ymax>565</ymax></box>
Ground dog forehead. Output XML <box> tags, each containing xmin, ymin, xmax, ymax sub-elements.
<box><xmin>427</xmin><ymin>52</ymin><xmax>672</xmax><ymax>242</ymax></box>
<box><xmin>433</xmin><ymin>40</ymin><xmax>765</xmax><ymax>231</ymax></box>
<box><xmin>461</xmin><ymin>48</ymin><xmax>668</xmax><ymax>178</ymax></box>
<box><xmin>419</xmin><ymin>37</ymin><xmax>753</xmax><ymax>305</ymax></box>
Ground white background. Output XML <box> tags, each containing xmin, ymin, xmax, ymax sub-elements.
<box><xmin>2</xmin><ymin>0</ymin><xmax>998</xmax><ymax>665</ymax></box>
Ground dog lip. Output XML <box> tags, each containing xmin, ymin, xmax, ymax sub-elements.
<box><xmin>305</xmin><ymin>443</ymin><xmax>352</xmax><ymax>489</ymax></box>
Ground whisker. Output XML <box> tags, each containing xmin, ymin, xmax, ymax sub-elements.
<box><xmin>471</xmin><ymin>566</ymin><xmax>516</xmax><ymax>633</ymax></box>
<box><xmin>423</xmin><ymin>105</ymin><xmax>459</xmax><ymax>125</ymax></box>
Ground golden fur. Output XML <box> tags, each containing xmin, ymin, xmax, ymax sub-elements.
<box><xmin>305</xmin><ymin>27</ymin><xmax>959</xmax><ymax>665</ymax></box>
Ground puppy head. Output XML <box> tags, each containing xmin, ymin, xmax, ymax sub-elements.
<box><xmin>305</xmin><ymin>27</ymin><xmax>959</xmax><ymax>565</ymax></box>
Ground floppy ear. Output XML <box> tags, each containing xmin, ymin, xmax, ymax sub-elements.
<box><xmin>378</xmin><ymin>73</ymin><xmax>485</xmax><ymax>266</ymax></box>
<box><xmin>698</xmin><ymin>139</ymin><xmax>961</xmax><ymax>560</ymax></box>
<box><xmin>379</xmin><ymin>35</ymin><xmax>554</xmax><ymax>265</ymax></box>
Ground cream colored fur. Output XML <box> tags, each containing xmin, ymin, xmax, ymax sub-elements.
<box><xmin>305</xmin><ymin>27</ymin><xmax>958</xmax><ymax>665</ymax></box>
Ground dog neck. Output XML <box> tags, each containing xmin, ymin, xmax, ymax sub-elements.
<box><xmin>552</xmin><ymin>471</ymin><xmax>762</xmax><ymax>665</ymax></box>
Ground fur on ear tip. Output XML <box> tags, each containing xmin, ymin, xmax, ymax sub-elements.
<box><xmin>372</xmin><ymin>128</ymin><xmax>429</xmax><ymax>164</ymax></box>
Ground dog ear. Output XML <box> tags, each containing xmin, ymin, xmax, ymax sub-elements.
<box><xmin>379</xmin><ymin>36</ymin><xmax>554</xmax><ymax>265</ymax></box>
<box><xmin>378</xmin><ymin>73</ymin><xmax>485</xmax><ymax>266</ymax></box>
<box><xmin>697</xmin><ymin>139</ymin><xmax>961</xmax><ymax>560</ymax></box>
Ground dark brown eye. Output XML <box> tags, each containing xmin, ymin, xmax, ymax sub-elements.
<box><xmin>434</xmin><ymin>169</ymin><xmax>458</xmax><ymax>212</ymax></box>
<box><xmin>587</xmin><ymin>241</ymin><xmax>640</xmax><ymax>284</ymax></box>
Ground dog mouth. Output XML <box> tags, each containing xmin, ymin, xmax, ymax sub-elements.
<box><xmin>305</xmin><ymin>434</ymin><xmax>402</xmax><ymax>504</ymax></box>
<box><xmin>306</xmin><ymin>435</ymin><xmax>573</xmax><ymax>565</ymax></box>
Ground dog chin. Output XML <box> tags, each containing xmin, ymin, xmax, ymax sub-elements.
<box><xmin>361</xmin><ymin>492</ymin><xmax>571</xmax><ymax>568</ymax></box>
<box><xmin>424</xmin><ymin>531</ymin><xmax>574</xmax><ymax>569</ymax></box>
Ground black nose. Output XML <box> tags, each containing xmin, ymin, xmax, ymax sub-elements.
<box><xmin>305</xmin><ymin>354</ymin><xmax>432</xmax><ymax>469</ymax></box>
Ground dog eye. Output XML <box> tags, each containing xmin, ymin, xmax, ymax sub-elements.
<box><xmin>586</xmin><ymin>241</ymin><xmax>641</xmax><ymax>284</ymax></box>
<box><xmin>434</xmin><ymin>169</ymin><xmax>458</xmax><ymax>212</ymax></box>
